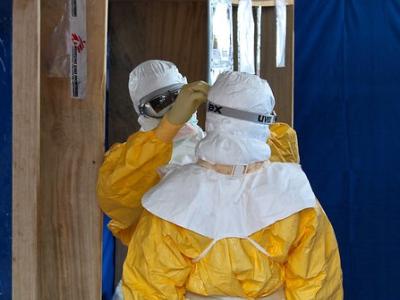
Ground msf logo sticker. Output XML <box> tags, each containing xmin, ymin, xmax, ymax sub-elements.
<box><xmin>71</xmin><ymin>33</ymin><xmax>86</xmax><ymax>53</ymax></box>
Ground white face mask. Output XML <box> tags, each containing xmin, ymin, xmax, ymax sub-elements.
<box><xmin>173</xmin><ymin>114</ymin><xmax>201</xmax><ymax>142</ymax></box>
<box><xmin>173</xmin><ymin>123</ymin><xmax>198</xmax><ymax>142</ymax></box>
<box><xmin>138</xmin><ymin>113</ymin><xmax>204</xmax><ymax>167</ymax></box>
<box><xmin>138</xmin><ymin>115</ymin><xmax>161</xmax><ymax>132</ymax></box>
<box><xmin>138</xmin><ymin>113</ymin><xmax>201</xmax><ymax>137</ymax></box>
<box><xmin>196</xmin><ymin>112</ymin><xmax>271</xmax><ymax>165</ymax></box>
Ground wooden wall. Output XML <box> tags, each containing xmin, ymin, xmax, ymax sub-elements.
<box><xmin>108</xmin><ymin>0</ymin><xmax>209</xmax><ymax>144</ymax></box>
<box><xmin>13</xmin><ymin>0</ymin><xmax>108</xmax><ymax>298</ymax></box>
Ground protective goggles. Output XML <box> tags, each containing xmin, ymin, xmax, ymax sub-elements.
<box><xmin>138</xmin><ymin>83</ymin><xmax>185</xmax><ymax>119</ymax></box>
<box><xmin>207</xmin><ymin>101</ymin><xmax>277</xmax><ymax>125</ymax></box>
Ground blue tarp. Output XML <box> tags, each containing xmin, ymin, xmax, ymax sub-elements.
<box><xmin>295</xmin><ymin>1</ymin><xmax>400</xmax><ymax>299</ymax></box>
<box><xmin>102</xmin><ymin>215</ymin><xmax>115</xmax><ymax>300</ymax></box>
<box><xmin>102</xmin><ymin>32</ymin><xmax>115</xmax><ymax>300</ymax></box>
<box><xmin>0</xmin><ymin>1</ymin><xmax>12</xmax><ymax>299</ymax></box>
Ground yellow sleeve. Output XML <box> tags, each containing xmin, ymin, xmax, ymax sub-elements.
<box><xmin>285</xmin><ymin>204</ymin><xmax>344</xmax><ymax>300</ymax></box>
<box><xmin>268</xmin><ymin>123</ymin><xmax>300</xmax><ymax>163</ymax></box>
<box><xmin>96</xmin><ymin>130</ymin><xmax>172</xmax><ymax>240</ymax></box>
<box><xmin>122</xmin><ymin>211</ymin><xmax>192</xmax><ymax>300</ymax></box>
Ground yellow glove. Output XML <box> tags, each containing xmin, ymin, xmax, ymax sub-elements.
<box><xmin>166</xmin><ymin>81</ymin><xmax>209</xmax><ymax>125</ymax></box>
<box><xmin>155</xmin><ymin>81</ymin><xmax>209</xmax><ymax>142</ymax></box>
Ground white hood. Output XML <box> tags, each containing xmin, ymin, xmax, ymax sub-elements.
<box><xmin>196</xmin><ymin>71</ymin><xmax>275</xmax><ymax>165</ymax></box>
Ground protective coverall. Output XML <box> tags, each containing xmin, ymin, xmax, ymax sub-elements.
<box><xmin>97</xmin><ymin>122</ymin><xmax>300</xmax><ymax>246</ymax></box>
<box><xmin>97</xmin><ymin>71</ymin><xmax>343</xmax><ymax>300</ymax></box>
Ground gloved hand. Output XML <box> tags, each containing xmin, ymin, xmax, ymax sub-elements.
<box><xmin>154</xmin><ymin>81</ymin><xmax>209</xmax><ymax>143</ymax></box>
<box><xmin>166</xmin><ymin>81</ymin><xmax>209</xmax><ymax>125</ymax></box>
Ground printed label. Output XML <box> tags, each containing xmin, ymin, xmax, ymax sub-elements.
<box><xmin>69</xmin><ymin>0</ymin><xmax>87</xmax><ymax>99</ymax></box>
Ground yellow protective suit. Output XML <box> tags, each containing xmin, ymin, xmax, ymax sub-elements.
<box><xmin>97</xmin><ymin>123</ymin><xmax>299</xmax><ymax>245</ymax></box>
<box><xmin>122</xmin><ymin>204</ymin><xmax>342</xmax><ymax>300</ymax></box>
<box><xmin>97</xmin><ymin>130</ymin><xmax>172</xmax><ymax>245</ymax></box>
<box><xmin>97</xmin><ymin>122</ymin><xmax>343</xmax><ymax>299</ymax></box>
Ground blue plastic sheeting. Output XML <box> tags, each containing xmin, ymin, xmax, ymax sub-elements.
<box><xmin>102</xmin><ymin>215</ymin><xmax>115</xmax><ymax>300</ymax></box>
<box><xmin>102</xmin><ymin>33</ymin><xmax>115</xmax><ymax>300</ymax></box>
<box><xmin>0</xmin><ymin>0</ymin><xmax>12</xmax><ymax>299</ymax></box>
<box><xmin>295</xmin><ymin>1</ymin><xmax>400</xmax><ymax>299</ymax></box>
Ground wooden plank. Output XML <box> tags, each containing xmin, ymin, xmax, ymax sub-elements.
<box><xmin>108</xmin><ymin>0</ymin><xmax>208</xmax><ymax>284</ymax></box>
<box><xmin>38</xmin><ymin>0</ymin><xmax>107</xmax><ymax>298</ymax></box>
<box><xmin>12</xmin><ymin>0</ymin><xmax>41</xmax><ymax>299</ymax></box>
<box><xmin>260</xmin><ymin>5</ymin><xmax>294</xmax><ymax>125</ymax></box>
<box><xmin>232</xmin><ymin>0</ymin><xmax>294</xmax><ymax>7</ymax></box>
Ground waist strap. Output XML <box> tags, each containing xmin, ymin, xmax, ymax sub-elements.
<box><xmin>197</xmin><ymin>159</ymin><xmax>267</xmax><ymax>176</ymax></box>
<box><xmin>186</xmin><ymin>287</ymin><xmax>285</xmax><ymax>300</ymax></box>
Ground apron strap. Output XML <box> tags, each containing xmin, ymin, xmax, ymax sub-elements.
<box><xmin>197</xmin><ymin>159</ymin><xmax>268</xmax><ymax>176</ymax></box>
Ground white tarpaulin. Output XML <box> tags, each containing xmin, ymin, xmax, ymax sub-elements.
<box><xmin>237</xmin><ymin>0</ymin><xmax>255</xmax><ymax>74</ymax></box>
<box><xmin>276</xmin><ymin>0</ymin><xmax>287</xmax><ymax>68</ymax></box>
<box><xmin>209</xmin><ymin>0</ymin><xmax>233</xmax><ymax>84</ymax></box>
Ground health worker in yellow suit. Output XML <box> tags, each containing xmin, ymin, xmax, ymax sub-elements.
<box><xmin>116</xmin><ymin>71</ymin><xmax>343</xmax><ymax>300</ymax></box>
<box><xmin>97</xmin><ymin>60</ymin><xmax>208</xmax><ymax>245</ymax></box>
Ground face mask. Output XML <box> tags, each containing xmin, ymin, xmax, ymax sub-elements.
<box><xmin>173</xmin><ymin>113</ymin><xmax>202</xmax><ymax>142</ymax></box>
<box><xmin>139</xmin><ymin>113</ymin><xmax>202</xmax><ymax>141</ymax></box>
<box><xmin>173</xmin><ymin>123</ymin><xmax>198</xmax><ymax>142</ymax></box>
<box><xmin>138</xmin><ymin>115</ymin><xmax>160</xmax><ymax>132</ymax></box>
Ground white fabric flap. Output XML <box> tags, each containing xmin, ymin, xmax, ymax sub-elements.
<box><xmin>143</xmin><ymin>162</ymin><xmax>316</xmax><ymax>239</ymax></box>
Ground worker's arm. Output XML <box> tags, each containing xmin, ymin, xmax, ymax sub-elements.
<box><xmin>97</xmin><ymin>122</ymin><xmax>180</xmax><ymax>241</ymax></box>
<box><xmin>97</xmin><ymin>81</ymin><xmax>209</xmax><ymax>244</ymax></box>
<box><xmin>122</xmin><ymin>211</ymin><xmax>192</xmax><ymax>300</ymax></box>
<box><xmin>284</xmin><ymin>204</ymin><xmax>344</xmax><ymax>300</ymax></box>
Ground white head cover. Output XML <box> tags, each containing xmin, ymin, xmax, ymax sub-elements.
<box><xmin>128</xmin><ymin>60</ymin><xmax>204</xmax><ymax>164</ymax></box>
<box><xmin>196</xmin><ymin>71</ymin><xmax>275</xmax><ymax>165</ymax></box>
<box><xmin>143</xmin><ymin>72</ymin><xmax>316</xmax><ymax>240</ymax></box>
<box><xmin>128</xmin><ymin>60</ymin><xmax>188</xmax><ymax>130</ymax></box>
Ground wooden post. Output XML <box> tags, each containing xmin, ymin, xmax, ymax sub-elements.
<box><xmin>13</xmin><ymin>0</ymin><xmax>41</xmax><ymax>299</ymax></box>
<box><xmin>13</xmin><ymin>0</ymin><xmax>107</xmax><ymax>298</ymax></box>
